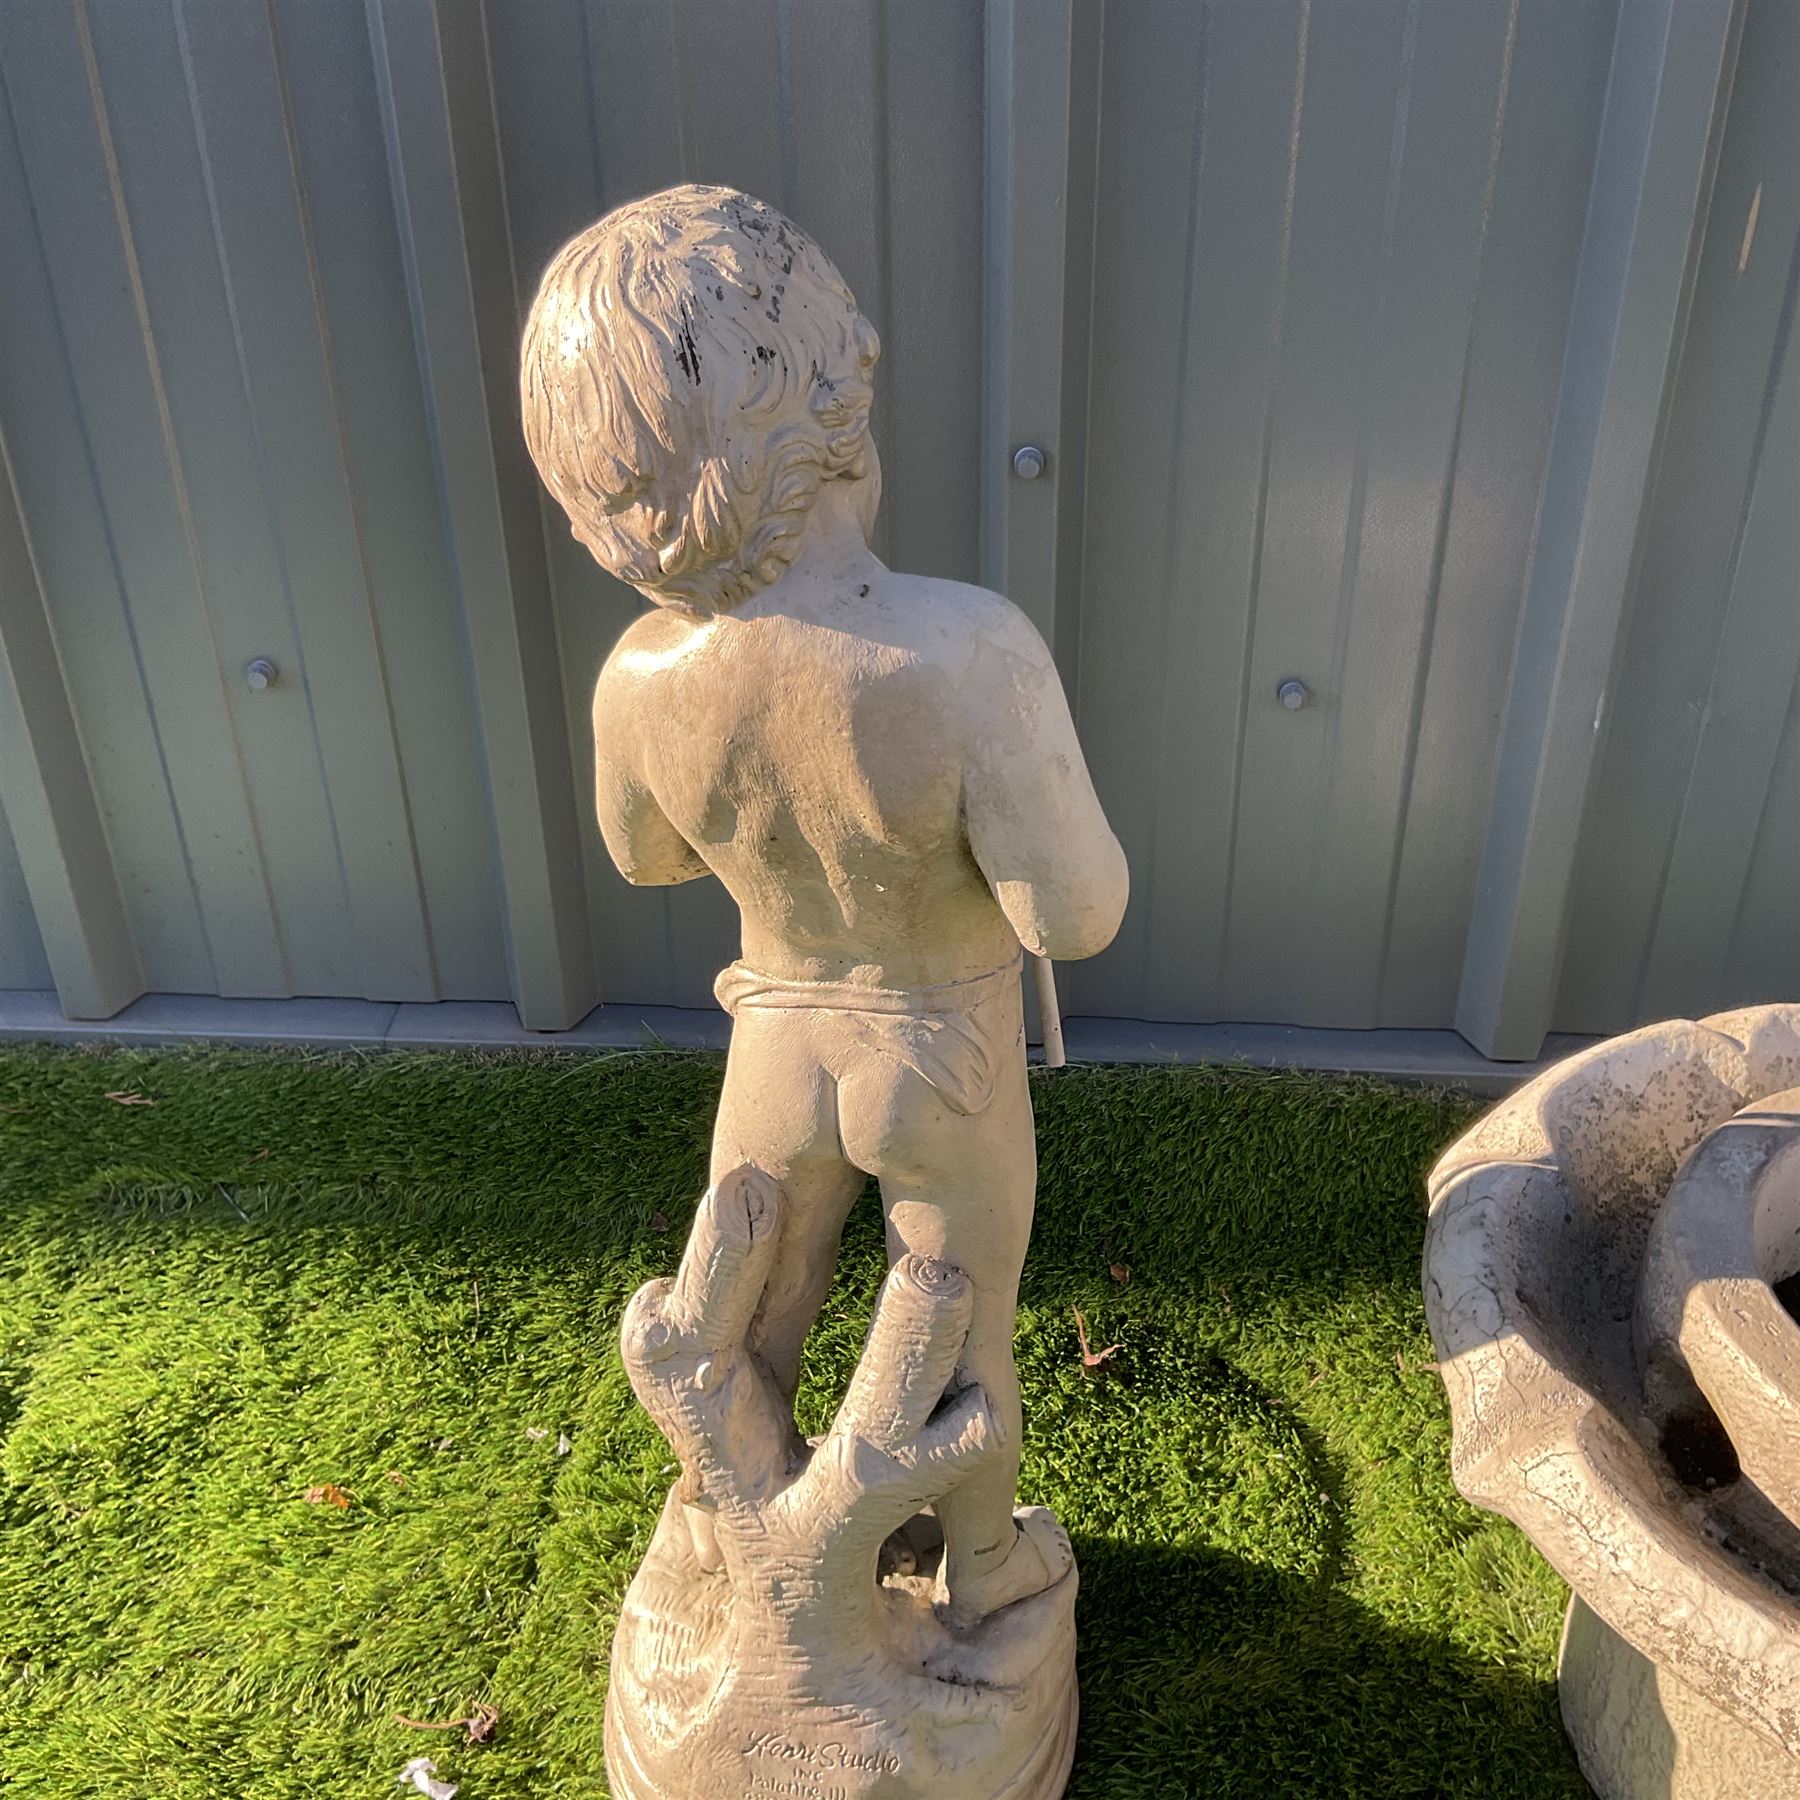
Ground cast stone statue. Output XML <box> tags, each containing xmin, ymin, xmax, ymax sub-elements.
<box><xmin>520</xmin><ymin>184</ymin><xmax>1127</xmax><ymax>1800</ymax></box>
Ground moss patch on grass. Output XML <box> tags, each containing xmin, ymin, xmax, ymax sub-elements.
<box><xmin>0</xmin><ymin>1046</ymin><xmax>1582</xmax><ymax>1797</ymax></box>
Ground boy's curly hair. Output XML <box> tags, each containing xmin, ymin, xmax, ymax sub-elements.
<box><xmin>520</xmin><ymin>185</ymin><xmax>880</xmax><ymax>613</ymax></box>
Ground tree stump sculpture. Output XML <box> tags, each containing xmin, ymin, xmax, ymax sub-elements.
<box><xmin>607</xmin><ymin>1167</ymin><xmax>1079</xmax><ymax>1798</ymax></box>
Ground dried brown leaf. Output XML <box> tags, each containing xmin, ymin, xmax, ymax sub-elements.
<box><xmin>1108</xmin><ymin>1262</ymin><xmax>1130</xmax><ymax>1286</ymax></box>
<box><xmin>304</xmin><ymin>1483</ymin><xmax>352</xmax><ymax>1510</ymax></box>
<box><xmin>396</xmin><ymin>1703</ymin><xmax>499</xmax><ymax>1747</ymax></box>
<box><xmin>1072</xmin><ymin>1308</ymin><xmax>1121</xmax><ymax>1371</ymax></box>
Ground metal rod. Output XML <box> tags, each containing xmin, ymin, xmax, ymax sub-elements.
<box><xmin>1031</xmin><ymin>952</ymin><xmax>1066</xmax><ymax>1069</ymax></box>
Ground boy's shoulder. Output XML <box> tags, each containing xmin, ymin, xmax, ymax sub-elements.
<box><xmin>597</xmin><ymin>607</ymin><xmax>694</xmax><ymax>691</ymax></box>
<box><xmin>592</xmin><ymin>609</ymin><xmax>699</xmax><ymax>748</ymax></box>
<box><xmin>887</xmin><ymin>575</ymin><xmax>1052</xmax><ymax>670</ymax></box>
<box><xmin>609</xmin><ymin>605</ymin><xmax>693</xmax><ymax>659</ymax></box>
<box><xmin>595</xmin><ymin>580</ymin><xmax>1053</xmax><ymax>700</ymax></box>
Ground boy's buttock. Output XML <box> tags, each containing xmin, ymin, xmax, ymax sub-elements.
<box><xmin>714</xmin><ymin>956</ymin><xmax>1025</xmax><ymax>1120</ymax></box>
<box><xmin>709</xmin><ymin>956</ymin><xmax>1036</xmax><ymax>1219</ymax></box>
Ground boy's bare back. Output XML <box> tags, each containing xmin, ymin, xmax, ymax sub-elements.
<box><xmin>594</xmin><ymin>565</ymin><xmax>1124</xmax><ymax>989</ymax></box>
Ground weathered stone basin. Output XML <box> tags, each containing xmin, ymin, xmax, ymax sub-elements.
<box><xmin>1423</xmin><ymin>1005</ymin><xmax>1800</xmax><ymax>1798</ymax></box>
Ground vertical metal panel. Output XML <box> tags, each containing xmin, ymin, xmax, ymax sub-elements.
<box><xmin>80</xmin><ymin>0</ymin><xmax>357</xmax><ymax>994</ymax></box>
<box><xmin>1074</xmin><ymin>0</ymin><xmax>1302</xmax><ymax>1023</ymax></box>
<box><xmin>487</xmin><ymin>0</ymin><xmax>986</xmax><ymax>1009</ymax></box>
<box><xmin>0</xmin><ymin>426</ymin><xmax>143</xmax><ymax>1016</ymax></box>
<box><xmin>1726</xmin><ymin>676</ymin><xmax>1800</xmax><ymax>1008</ymax></box>
<box><xmin>877</xmin><ymin>1</ymin><xmax>986</xmax><ymax>590</ymax></box>
<box><xmin>1558</xmin><ymin>0</ymin><xmax>1800</xmax><ymax>1029</ymax></box>
<box><xmin>163</xmin><ymin>0</ymin><xmax>441</xmax><ymax>1000</ymax></box>
<box><xmin>981</xmin><ymin>0</ymin><xmax>1077</xmax><ymax>649</ymax></box>
<box><xmin>1071</xmin><ymin>0</ymin><xmax>1622</xmax><ymax>1032</ymax></box>
<box><xmin>366</xmin><ymin>0</ymin><xmax>599</xmax><ymax>1029</ymax></box>
<box><xmin>271</xmin><ymin>0</ymin><xmax>510</xmax><ymax>1002</ymax></box>
<box><xmin>1219</xmin><ymin>0</ymin><xmax>1425</xmax><ymax>1023</ymax></box>
<box><xmin>482</xmin><ymin>0</ymin><xmax>666</xmax><ymax>1003</ymax></box>
<box><xmin>979</xmin><ymin>0</ymin><xmax>1092</xmax><ymax>1052</ymax></box>
<box><xmin>0</xmin><ymin>800</ymin><xmax>51</xmax><ymax>991</ymax></box>
<box><xmin>1049</xmin><ymin>0</ymin><xmax>1105</xmax><ymax>694</ymax></box>
<box><xmin>1276</xmin><ymin>0</ymin><xmax>1521</xmax><ymax>1024</ymax></box>
<box><xmin>1456</xmin><ymin>0</ymin><xmax>1741</xmax><ymax>1058</ymax></box>
<box><xmin>0</xmin><ymin>0</ymin><xmax>287</xmax><ymax>996</ymax></box>
<box><xmin>1379</xmin><ymin>0</ymin><xmax>1623</xmax><ymax>1025</ymax></box>
<box><xmin>0</xmin><ymin>38</ymin><xmax>214</xmax><ymax>1000</ymax></box>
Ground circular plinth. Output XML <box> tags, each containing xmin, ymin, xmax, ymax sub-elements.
<box><xmin>605</xmin><ymin>1667</ymin><xmax>1078</xmax><ymax>1800</ymax></box>
<box><xmin>604</xmin><ymin>1492</ymin><xmax>1080</xmax><ymax>1800</ymax></box>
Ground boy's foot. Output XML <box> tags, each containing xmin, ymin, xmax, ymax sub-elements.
<box><xmin>934</xmin><ymin>1506</ymin><xmax>1073</xmax><ymax>1628</ymax></box>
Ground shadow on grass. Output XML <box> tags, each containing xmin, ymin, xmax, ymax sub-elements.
<box><xmin>1067</xmin><ymin>1533</ymin><xmax>1584</xmax><ymax>1800</ymax></box>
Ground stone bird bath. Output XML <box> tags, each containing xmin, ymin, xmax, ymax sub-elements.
<box><xmin>1424</xmin><ymin>1004</ymin><xmax>1800</xmax><ymax>1797</ymax></box>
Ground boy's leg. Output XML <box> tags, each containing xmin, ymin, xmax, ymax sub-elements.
<box><xmin>836</xmin><ymin>1025</ymin><xmax>1066</xmax><ymax>1621</ymax></box>
<box><xmin>711</xmin><ymin>1008</ymin><xmax>864</xmax><ymax>1400</ymax></box>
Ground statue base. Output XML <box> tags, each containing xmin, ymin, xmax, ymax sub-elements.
<box><xmin>604</xmin><ymin>1492</ymin><xmax>1080</xmax><ymax>1800</ymax></box>
<box><xmin>1560</xmin><ymin>1596</ymin><xmax>1800</xmax><ymax>1799</ymax></box>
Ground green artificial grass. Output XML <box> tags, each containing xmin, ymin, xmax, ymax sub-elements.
<box><xmin>0</xmin><ymin>1045</ymin><xmax>1583</xmax><ymax>1798</ymax></box>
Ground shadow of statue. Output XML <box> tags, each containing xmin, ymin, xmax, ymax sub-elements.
<box><xmin>1063</xmin><ymin>1531</ymin><xmax>1583</xmax><ymax>1799</ymax></box>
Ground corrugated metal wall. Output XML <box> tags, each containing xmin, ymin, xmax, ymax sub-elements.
<box><xmin>0</xmin><ymin>0</ymin><xmax>1793</xmax><ymax>1059</ymax></box>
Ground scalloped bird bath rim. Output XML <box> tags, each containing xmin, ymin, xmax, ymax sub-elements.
<box><xmin>1423</xmin><ymin>1004</ymin><xmax>1800</xmax><ymax>1799</ymax></box>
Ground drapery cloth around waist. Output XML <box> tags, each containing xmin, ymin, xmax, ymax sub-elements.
<box><xmin>713</xmin><ymin>953</ymin><xmax>1025</xmax><ymax>1117</ymax></box>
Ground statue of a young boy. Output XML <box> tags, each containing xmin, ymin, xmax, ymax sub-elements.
<box><xmin>522</xmin><ymin>185</ymin><xmax>1126</xmax><ymax>1795</ymax></box>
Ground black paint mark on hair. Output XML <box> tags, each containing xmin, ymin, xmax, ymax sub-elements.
<box><xmin>674</xmin><ymin>296</ymin><xmax>703</xmax><ymax>384</ymax></box>
<box><xmin>858</xmin><ymin>584</ymin><xmax>870</xmax><ymax>598</ymax></box>
<box><xmin>755</xmin><ymin>345</ymin><xmax>775</xmax><ymax>363</ymax></box>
